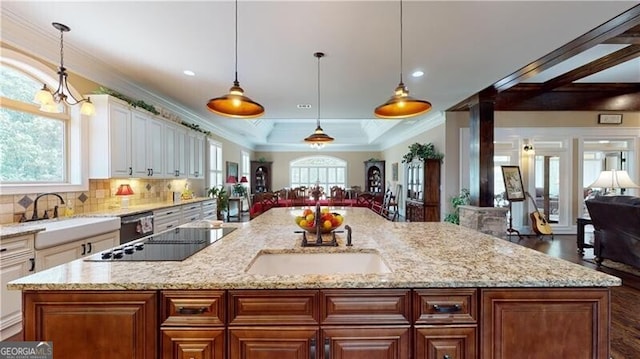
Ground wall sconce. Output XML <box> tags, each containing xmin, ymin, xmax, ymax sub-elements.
<box><xmin>523</xmin><ymin>144</ymin><xmax>535</xmax><ymax>155</ymax></box>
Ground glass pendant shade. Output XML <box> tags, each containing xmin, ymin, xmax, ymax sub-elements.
<box><xmin>33</xmin><ymin>22</ymin><xmax>95</xmax><ymax>116</ymax></box>
<box><xmin>374</xmin><ymin>82</ymin><xmax>432</xmax><ymax>119</ymax></box>
<box><xmin>206</xmin><ymin>81</ymin><xmax>264</xmax><ymax>118</ymax></box>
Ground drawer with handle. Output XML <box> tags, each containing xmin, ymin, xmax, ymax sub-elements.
<box><xmin>161</xmin><ymin>290</ymin><xmax>225</xmax><ymax>326</ymax></box>
<box><xmin>413</xmin><ymin>289</ymin><xmax>477</xmax><ymax>324</ymax></box>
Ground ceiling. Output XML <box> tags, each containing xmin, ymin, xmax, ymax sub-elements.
<box><xmin>2</xmin><ymin>1</ymin><xmax>639</xmax><ymax>152</ymax></box>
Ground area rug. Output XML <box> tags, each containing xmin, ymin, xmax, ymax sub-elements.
<box><xmin>585</xmin><ymin>258</ymin><xmax>640</xmax><ymax>277</ymax></box>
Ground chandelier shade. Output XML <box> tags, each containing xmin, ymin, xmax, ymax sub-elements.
<box><xmin>304</xmin><ymin>52</ymin><xmax>334</xmax><ymax>149</ymax></box>
<box><xmin>206</xmin><ymin>0</ymin><xmax>264</xmax><ymax>119</ymax></box>
<box><xmin>33</xmin><ymin>22</ymin><xmax>95</xmax><ymax>116</ymax></box>
<box><xmin>374</xmin><ymin>0</ymin><xmax>431</xmax><ymax>119</ymax></box>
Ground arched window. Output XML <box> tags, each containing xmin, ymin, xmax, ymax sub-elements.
<box><xmin>0</xmin><ymin>48</ymin><xmax>87</xmax><ymax>194</ymax></box>
<box><xmin>290</xmin><ymin>156</ymin><xmax>347</xmax><ymax>189</ymax></box>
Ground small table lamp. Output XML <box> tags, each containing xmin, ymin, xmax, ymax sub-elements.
<box><xmin>240</xmin><ymin>176</ymin><xmax>248</xmax><ymax>184</ymax></box>
<box><xmin>115</xmin><ymin>184</ymin><xmax>134</xmax><ymax>209</ymax></box>
<box><xmin>588</xmin><ymin>169</ymin><xmax>639</xmax><ymax>195</ymax></box>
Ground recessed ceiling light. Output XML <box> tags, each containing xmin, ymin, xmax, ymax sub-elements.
<box><xmin>297</xmin><ymin>104</ymin><xmax>312</xmax><ymax>109</ymax></box>
<box><xmin>183</xmin><ymin>70</ymin><xmax>195</xmax><ymax>76</ymax></box>
<box><xmin>411</xmin><ymin>70</ymin><xmax>424</xmax><ymax>78</ymax></box>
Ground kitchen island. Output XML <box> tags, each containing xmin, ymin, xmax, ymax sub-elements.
<box><xmin>9</xmin><ymin>207</ymin><xmax>619</xmax><ymax>359</ymax></box>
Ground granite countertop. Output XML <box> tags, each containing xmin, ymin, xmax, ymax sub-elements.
<box><xmin>0</xmin><ymin>197</ymin><xmax>214</xmax><ymax>239</ymax></box>
<box><xmin>8</xmin><ymin>207</ymin><xmax>621</xmax><ymax>291</ymax></box>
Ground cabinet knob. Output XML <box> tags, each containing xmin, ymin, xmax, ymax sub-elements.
<box><xmin>443</xmin><ymin>355</ymin><xmax>451</xmax><ymax>359</ymax></box>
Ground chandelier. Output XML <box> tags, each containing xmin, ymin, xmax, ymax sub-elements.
<box><xmin>374</xmin><ymin>0</ymin><xmax>431</xmax><ymax>119</ymax></box>
<box><xmin>33</xmin><ymin>22</ymin><xmax>95</xmax><ymax>116</ymax></box>
<box><xmin>206</xmin><ymin>0</ymin><xmax>264</xmax><ymax>118</ymax></box>
<box><xmin>304</xmin><ymin>52</ymin><xmax>334</xmax><ymax>149</ymax></box>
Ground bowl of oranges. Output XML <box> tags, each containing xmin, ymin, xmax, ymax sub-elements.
<box><xmin>294</xmin><ymin>207</ymin><xmax>344</xmax><ymax>234</ymax></box>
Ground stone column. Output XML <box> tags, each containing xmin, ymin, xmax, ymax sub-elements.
<box><xmin>458</xmin><ymin>205</ymin><xmax>508</xmax><ymax>239</ymax></box>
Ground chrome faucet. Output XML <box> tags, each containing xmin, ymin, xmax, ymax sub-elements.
<box><xmin>30</xmin><ymin>193</ymin><xmax>65</xmax><ymax>221</ymax></box>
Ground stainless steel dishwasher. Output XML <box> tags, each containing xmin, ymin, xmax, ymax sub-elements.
<box><xmin>119</xmin><ymin>211</ymin><xmax>154</xmax><ymax>245</ymax></box>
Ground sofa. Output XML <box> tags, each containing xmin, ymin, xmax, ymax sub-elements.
<box><xmin>585</xmin><ymin>195</ymin><xmax>640</xmax><ymax>269</ymax></box>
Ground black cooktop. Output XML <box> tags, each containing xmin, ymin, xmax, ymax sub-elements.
<box><xmin>86</xmin><ymin>227</ymin><xmax>236</xmax><ymax>262</ymax></box>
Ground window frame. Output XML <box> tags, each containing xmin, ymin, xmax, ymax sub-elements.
<box><xmin>0</xmin><ymin>48</ymin><xmax>89</xmax><ymax>195</ymax></box>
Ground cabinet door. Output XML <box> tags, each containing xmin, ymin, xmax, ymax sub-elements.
<box><xmin>1</xmin><ymin>253</ymin><xmax>35</xmax><ymax>340</ymax></box>
<box><xmin>147</xmin><ymin>117</ymin><xmax>164</xmax><ymax>177</ymax></box>
<box><xmin>187</xmin><ymin>133</ymin><xmax>205</xmax><ymax>178</ymax></box>
<box><xmin>23</xmin><ymin>291</ymin><xmax>157</xmax><ymax>359</ymax></box>
<box><xmin>35</xmin><ymin>240</ymin><xmax>82</xmax><ymax>271</ymax></box>
<box><xmin>162</xmin><ymin>328</ymin><xmax>224</xmax><ymax>359</ymax></box>
<box><xmin>109</xmin><ymin>102</ymin><xmax>132</xmax><ymax>177</ymax></box>
<box><xmin>481</xmin><ymin>288</ymin><xmax>609</xmax><ymax>359</ymax></box>
<box><xmin>85</xmin><ymin>232</ymin><xmax>118</xmax><ymax>256</ymax></box>
<box><xmin>164</xmin><ymin>124</ymin><xmax>179</xmax><ymax>177</ymax></box>
<box><xmin>229</xmin><ymin>327</ymin><xmax>318</xmax><ymax>359</ymax></box>
<box><xmin>323</xmin><ymin>326</ymin><xmax>410</xmax><ymax>359</ymax></box>
<box><xmin>415</xmin><ymin>326</ymin><xmax>476</xmax><ymax>359</ymax></box>
<box><xmin>131</xmin><ymin>111</ymin><xmax>150</xmax><ymax>177</ymax></box>
<box><xmin>164</xmin><ymin>124</ymin><xmax>187</xmax><ymax>178</ymax></box>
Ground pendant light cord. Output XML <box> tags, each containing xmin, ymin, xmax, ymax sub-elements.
<box><xmin>234</xmin><ymin>0</ymin><xmax>239</xmax><ymax>85</ymax></box>
<box><xmin>317</xmin><ymin>53</ymin><xmax>321</xmax><ymax>127</ymax></box>
<box><xmin>399</xmin><ymin>0</ymin><xmax>404</xmax><ymax>83</ymax></box>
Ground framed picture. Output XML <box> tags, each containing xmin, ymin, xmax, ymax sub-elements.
<box><xmin>598</xmin><ymin>114</ymin><xmax>622</xmax><ymax>124</ymax></box>
<box><xmin>501</xmin><ymin>165</ymin><xmax>525</xmax><ymax>202</ymax></box>
<box><xmin>392</xmin><ymin>162</ymin><xmax>398</xmax><ymax>181</ymax></box>
<box><xmin>226</xmin><ymin>161</ymin><xmax>238</xmax><ymax>182</ymax></box>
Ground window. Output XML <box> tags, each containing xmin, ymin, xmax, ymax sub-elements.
<box><xmin>290</xmin><ymin>156</ymin><xmax>347</xmax><ymax>189</ymax></box>
<box><xmin>0</xmin><ymin>49</ymin><xmax>86</xmax><ymax>194</ymax></box>
<box><xmin>207</xmin><ymin>140</ymin><xmax>223</xmax><ymax>189</ymax></box>
<box><xmin>241</xmin><ymin>151</ymin><xmax>250</xmax><ymax>185</ymax></box>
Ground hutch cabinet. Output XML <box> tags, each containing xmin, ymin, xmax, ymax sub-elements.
<box><xmin>250</xmin><ymin>161</ymin><xmax>272</xmax><ymax>194</ymax></box>
<box><xmin>405</xmin><ymin>158</ymin><xmax>441</xmax><ymax>222</ymax></box>
<box><xmin>365</xmin><ymin>160</ymin><xmax>385</xmax><ymax>195</ymax></box>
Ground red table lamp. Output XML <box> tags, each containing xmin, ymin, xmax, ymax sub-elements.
<box><xmin>115</xmin><ymin>184</ymin><xmax>134</xmax><ymax>209</ymax></box>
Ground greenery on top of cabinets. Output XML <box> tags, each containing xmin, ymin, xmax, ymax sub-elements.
<box><xmin>94</xmin><ymin>87</ymin><xmax>160</xmax><ymax>115</ymax></box>
<box><xmin>402</xmin><ymin>142</ymin><xmax>444</xmax><ymax>163</ymax></box>
<box><xmin>180</xmin><ymin>121</ymin><xmax>211</xmax><ymax>136</ymax></box>
<box><xmin>444</xmin><ymin>188</ymin><xmax>470</xmax><ymax>225</ymax></box>
<box><xmin>94</xmin><ymin>87</ymin><xmax>211</xmax><ymax>136</ymax></box>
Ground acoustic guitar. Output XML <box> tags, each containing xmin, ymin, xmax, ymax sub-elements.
<box><xmin>525</xmin><ymin>192</ymin><xmax>553</xmax><ymax>236</ymax></box>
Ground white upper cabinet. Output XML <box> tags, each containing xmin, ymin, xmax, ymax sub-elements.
<box><xmin>89</xmin><ymin>95</ymin><xmax>133</xmax><ymax>178</ymax></box>
<box><xmin>131</xmin><ymin>110</ymin><xmax>164</xmax><ymax>177</ymax></box>
<box><xmin>187</xmin><ymin>132</ymin><xmax>205</xmax><ymax>178</ymax></box>
<box><xmin>164</xmin><ymin>122</ymin><xmax>187</xmax><ymax>178</ymax></box>
<box><xmin>89</xmin><ymin>95</ymin><xmax>205</xmax><ymax>180</ymax></box>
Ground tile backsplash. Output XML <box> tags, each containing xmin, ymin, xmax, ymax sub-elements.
<box><xmin>0</xmin><ymin>178</ymin><xmax>205</xmax><ymax>224</ymax></box>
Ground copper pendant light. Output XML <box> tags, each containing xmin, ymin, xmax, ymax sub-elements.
<box><xmin>304</xmin><ymin>52</ymin><xmax>334</xmax><ymax>149</ymax></box>
<box><xmin>374</xmin><ymin>0</ymin><xmax>431</xmax><ymax>119</ymax></box>
<box><xmin>206</xmin><ymin>0</ymin><xmax>264</xmax><ymax>118</ymax></box>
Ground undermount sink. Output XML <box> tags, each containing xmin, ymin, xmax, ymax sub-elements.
<box><xmin>246</xmin><ymin>251</ymin><xmax>392</xmax><ymax>275</ymax></box>
<box><xmin>34</xmin><ymin>217</ymin><xmax>121</xmax><ymax>249</ymax></box>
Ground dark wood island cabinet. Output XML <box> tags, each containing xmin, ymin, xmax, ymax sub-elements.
<box><xmin>21</xmin><ymin>287</ymin><xmax>610</xmax><ymax>359</ymax></box>
<box><xmin>10</xmin><ymin>208</ymin><xmax>618</xmax><ymax>359</ymax></box>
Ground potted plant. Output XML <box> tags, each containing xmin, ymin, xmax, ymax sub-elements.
<box><xmin>207</xmin><ymin>186</ymin><xmax>229</xmax><ymax>220</ymax></box>
<box><xmin>233</xmin><ymin>183</ymin><xmax>247</xmax><ymax>198</ymax></box>
<box><xmin>444</xmin><ymin>188</ymin><xmax>470</xmax><ymax>225</ymax></box>
<box><xmin>402</xmin><ymin>142</ymin><xmax>444</xmax><ymax>163</ymax></box>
